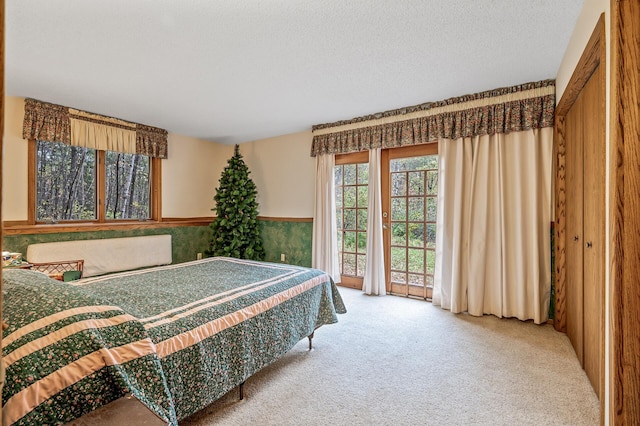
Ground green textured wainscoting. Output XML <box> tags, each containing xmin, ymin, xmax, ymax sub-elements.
<box><xmin>3</xmin><ymin>226</ymin><xmax>213</xmax><ymax>265</ymax></box>
<box><xmin>259</xmin><ymin>219</ymin><xmax>313</xmax><ymax>267</ymax></box>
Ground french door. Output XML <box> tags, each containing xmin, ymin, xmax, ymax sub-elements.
<box><xmin>335</xmin><ymin>144</ymin><xmax>438</xmax><ymax>297</ymax></box>
<box><xmin>382</xmin><ymin>144</ymin><xmax>438</xmax><ymax>298</ymax></box>
<box><xmin>335</xmin><ymin>151</ymin><xmax>369</xmax><ymax>289</ymax></box>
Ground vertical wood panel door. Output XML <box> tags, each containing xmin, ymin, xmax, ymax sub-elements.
<box><xmin>565</xmin><ymin>88</ymin><xmax>584</xmax><ymax>365</ymax></box>
<box><xmin>554</xmin><ymin>14</ymin><xmax>606</xmax><ymax>416</ymax></box>
<box><xmin>563</xmin><ymin>62</ymin><xmax>605</xmax><ymax>401</ymax></box>
<box><xmin>581</xmin><ymin>64</ymin><xmax>605</xmax><ymax>399</ymax></box>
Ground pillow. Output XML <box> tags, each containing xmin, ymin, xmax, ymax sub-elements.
<box><xmin>63</xmin><ymin>270</ymin><xmax>82</xmax><ymax>282</ymax></box>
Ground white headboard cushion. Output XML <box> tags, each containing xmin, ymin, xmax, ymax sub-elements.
<box><xmin>26</xmin><ymin>235</ymin><xmax>172</xmax><ymax>278</ymax></box>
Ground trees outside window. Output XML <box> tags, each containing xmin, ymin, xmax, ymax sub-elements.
<box><xmin>35</xmin><ymin>140</ymin><xmax>151</xmax><ymax>222</ymax></box>
<box><xmin>335</xmin><ymin>161</ymin><xmax>369</xmax><ymax>278</ymax></box>
<box><xmin>36</xmin><ymin>141</ymin><xmax>96</xmax><ymax>221</ymax></box>
<box><xmin>105</xmin><ymin>151</ymin><xmax>150</xmax><ymax>220</ymax></box>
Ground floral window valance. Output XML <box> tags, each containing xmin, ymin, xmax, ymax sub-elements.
<box><xmin>310</xmin><ymin>80</ymin><xmax>555</xmax><ymax>157</ymax></box>
<box><xmin>23</xmin><ymin>98</ymin><xmax>168</xmax><ymax>158</ymax></box>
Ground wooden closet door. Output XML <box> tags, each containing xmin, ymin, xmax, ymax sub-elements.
<box><xmin>565</xmin><ymin>89</ymin><xmax>584</xmax><ymax>364</ymax></box>
<box><xmin>581</xmin><ymin>64</ymin><xmax>604</xmax><ymax>398</ymax></box>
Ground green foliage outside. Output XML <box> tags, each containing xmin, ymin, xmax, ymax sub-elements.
<box><xmin>336</xmin><ymin>155</ymin><xmax>439</xmax><ymax>280</ymax></box>
<box><xmin>36</xmin><ymin>140</ymin><xmax>150</xmax><ymax>222</ymax></box>
<box><xmin>206</xmin><ymin>145</ymin><xmax>265</xmax><ymax>260</ymax></box>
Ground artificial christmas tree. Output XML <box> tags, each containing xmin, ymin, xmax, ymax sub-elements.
<box><xmin>206</xmin><ymin>144</ymin><xmax>265</xmax><ymax>260</ymax></box>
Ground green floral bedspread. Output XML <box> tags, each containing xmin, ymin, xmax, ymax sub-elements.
<box><xmin>2</xmin><ymin>257</ymin><xmax>346</xmax><ymax>425</ymax></box>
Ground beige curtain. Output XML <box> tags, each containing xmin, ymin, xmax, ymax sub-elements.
<box><xmin>312</xmin><ymin>154</ymin><xmax>341</xmax><ymax>283</ymax></box>
<box><xmin>311</xmin><ymin>79</ymin><xmax>555</xmax><ymax>316</ymax></box>
<box><xmin>433</xmin><ymin>128</ymin><xmax>553</xmax><ymax>323</ymax></box>
<box><xmin>362</xmin><ymin>148</ymin><xmax>386</xmax><ymax>295</ymax></box>
<box><xmin>70</xmin><ymin>118</ymin><xmax>137</xmax><ymax>153</ymax></box>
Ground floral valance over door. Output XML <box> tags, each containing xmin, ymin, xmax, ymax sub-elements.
<box><xmin>23</xmin><ymin>98</ymin><xmax>168</xmax><ymax>158</ymax></box>
<box><xmin>310</xmin><ymin>79</ymin><xmax>555</xmax><ymax>156</ymax></box>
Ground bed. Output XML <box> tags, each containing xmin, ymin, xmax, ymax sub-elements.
<box><xmin>2</xmin><ymin>256</ymin><xmax>346</xmax><ymax>425</ymax></box>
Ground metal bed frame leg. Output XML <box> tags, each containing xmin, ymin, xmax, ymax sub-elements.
<box><xmin>308</xmin><ymin>331</ymin><xmax>314</xmax><ymax>350</ymax></box>
<box><xmin>238</xmin><ymin>331</ymin><xmax>314</xmax><ymax>401</ymax></box>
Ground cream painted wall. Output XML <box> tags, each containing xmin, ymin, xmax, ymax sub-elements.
<box><xmin>240</xmin><ymin>130</ymin><xmax>315</xmax><ymax>218</ymax></box>
<box><xmin>555</xmin><ymin>0</ymin><xmax>609</xmax><ymax>103</ymax></box>
<box><xmin>2</xmin><ymin>96</ymin><xmax>221</xmax><ymax>220</ymax></box>
<box><xmin>161</xmin><ymin>133</ymin><xmax>227</xmax><ymax>218</ymax></box>
<box><xmin>554</xmin><ymin>0</ymin><xmax>610</xmax><ymax>422</ymax></box>
<box><xmin>3</xmin><ymin>97</ymin><xmax>29</xmax><ymax>221</ymax></box>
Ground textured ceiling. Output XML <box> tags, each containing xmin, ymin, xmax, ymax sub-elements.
<box><xmin>6</xmin><ymin>1</ymin><xmax>583</xmax><ymax>144</ymax></box>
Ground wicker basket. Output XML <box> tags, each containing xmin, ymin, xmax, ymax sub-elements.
<box><xmin>30</xmin><ymin>260</ymin><xmax>84</xmax><ymax>281</ymax></box>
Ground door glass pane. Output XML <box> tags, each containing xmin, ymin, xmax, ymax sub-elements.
<box><xmin>426</xmin><ymin>224</ymin><xmax>437</xmax><ymax>248</ymax></box>
<box><xmin>408</xmin><ymin>248</ymin><xmax>424</xmax><ymax>273</ymax></box>
<box><xmin>409</xmin><ymin>274</ymin><xmax>424</xmax><ymax>286</ymax></box>
<box><xmin>356</xmin><ymin>209</ymin><xmax>367</xmax><ymax>231</ymax></box>
<box><xmin>335</xmin><ymin>160</ymin><xmax>369</xmax><ymax>279</ymax></box>
<box><xmin>391</xmin><ymin>247</ymin><xmax>406</xmax><ymax>271</ymax></box>
<box><xmin>408</xmin><ymin>223</ymin><xmax>424</xmax><ymax>247</ymax></box>
<box><xmin>426</xmin><ymin>197</ymin><xmax>437</xmax><ymax>222</ymax></box>
<box><xmin>408</xmin><ymin>171</ymin><xmax>424</xmax><ymax>195</ymax></box>
<box><xmin>344</xmin><ymin>209</ymin><xmax>356</xmax><ymax>230</ymax></box>
<box><xmin>357</xmin><ymin>163</ymin><xmax>369</xmax><ymax>184</ymax></box>
<box><xmin>391</xmin><ymin>198</ymin><xmax>406</xmax><ymax>221</ymax></box>
<box><xmin>408</xmin><ymin>197</ymin><xmax>424</xmax><ymax>221</ymax></box>
<box><xmin>344</xmin><ymin>231</ymin><xmax>356</xmax><ymax>252</ymax></box>
<box><xmin>343</xmin><ymin>253</ymin><xmax>356</xmax><ymax>275</ymax></box>
<box><xmin>391</xmin><ymin>223</ymin><xmax>406</xmax><ymax>246</ymax></box>
<box><xmin>391</xmin><ymin>222</ymin><xmax>407</xmax><ymax>246</ymax></box>
<box><xmin>357</xmin><ymin>186</ymin><xmax>368</xmax><ymax>208</ymax></box>
<box><xmin>389</xmin><ymin>154</ymin><xmax>438</xmax><ymax>295</ymax></box>
<box><xmin>392</xmin><ymin>157</ymin><xmax>426</xmax><ymax>172</ymax></box>
<box><xmin>356</xmin><ymin>232</ymin><xmax>367</xmax><ymax>253</ymax></box>
<box><xmin>427</xmin><ymin>171</ymin><xmax>438</xmax><ymax>195</ymax></box>
<box><xmin>391</xmin><ymin>271</ymin><xmax>406</xmax><ymax>284</ymax></box>
<box><xmin>344</xmin><ymin>164</ymin><xmax>356</xmax><ymax>185</ymax></box>
<box><xmin>391</xmin><ymin>173</ymin><xmax>406</xmax><ymax>196</ymax></box>
<box><xmin>344</xmin><ymin>187</ymin><xmax>356</xmax><ymax>208</ymax></box>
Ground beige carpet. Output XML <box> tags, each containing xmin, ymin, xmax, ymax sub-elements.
<box><xmin>182</xmin><ymin>287</ymin><xmax>599</xmax><ymax>426</ymax></box>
